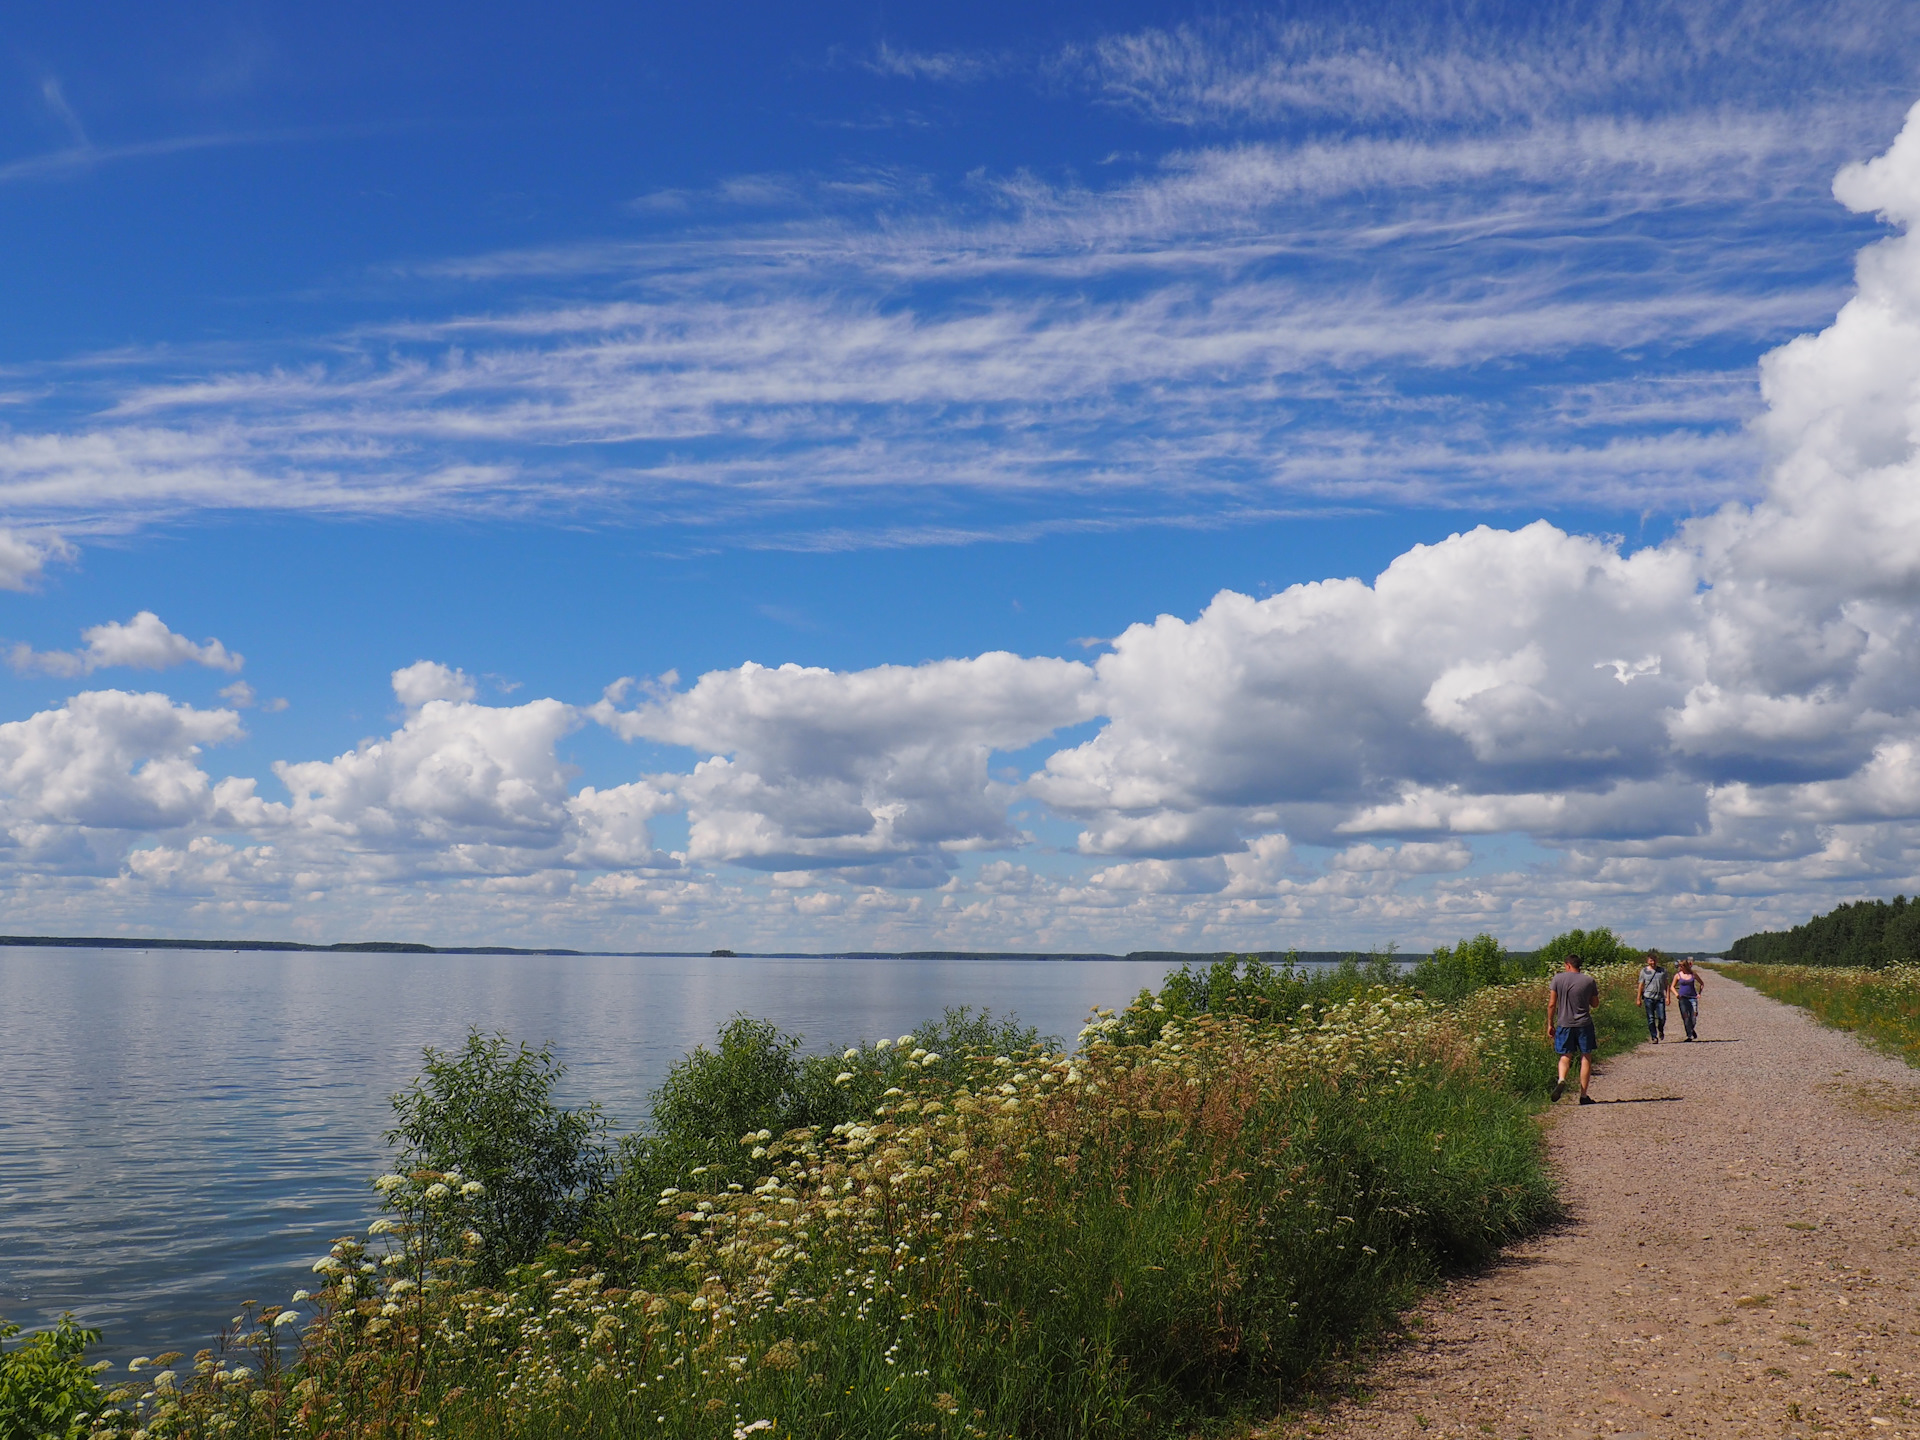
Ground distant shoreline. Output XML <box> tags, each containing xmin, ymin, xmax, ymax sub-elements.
<box><xmin>0</xmin><ymin>934</ymin><xmax>1428</xmax><ymax>964</ymax></box>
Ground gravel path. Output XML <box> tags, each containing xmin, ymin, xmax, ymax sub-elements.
<box><xmin>1263</xmin><ymin>972</ymin><xmax>1920</xmax><ymax>1439</ymax></box>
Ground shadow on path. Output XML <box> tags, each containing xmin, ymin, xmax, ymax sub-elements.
<box><xmin>1589</xmin><ymin>1095</ymin><xmax>1684</xmax><ymax>1105</ymax></box>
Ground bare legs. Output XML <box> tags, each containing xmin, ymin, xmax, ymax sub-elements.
<box><xmin>1557</xmin><ymin>1050</ymin><xmax>1592</xmax><ymax>1098</ymax></box>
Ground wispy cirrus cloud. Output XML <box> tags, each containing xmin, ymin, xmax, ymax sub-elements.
<box><xmin>0</xmin><ymin>12</ymin><xmax>1897</xmax><ymax>556</ymax></box>
<box><xmin>1064</xmin><ymin>1</ymin><xmax>1920</xmax><ymax>129</ymax></box>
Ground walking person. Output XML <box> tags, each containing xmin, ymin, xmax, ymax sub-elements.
<box><xmin>1637</xmin><ymin>952</ymin><xmax>1668</xmax><ymax>1043</ymax></box>
<box><xmin>1669</xmin><ymin>958</ymin><xmax>1706</xmax><ymax>1041</ymax></box>
<box><xmin>1547</xmin><ymin>953</ymin><xmax>1601</xmax><ymax>1104</ymax></box>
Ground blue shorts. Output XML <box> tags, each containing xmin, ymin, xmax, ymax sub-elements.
<box><xmin>1555</xmin><ymin>1024</ymin><xmax>1598</xmax><ymax>1055</ymax></box>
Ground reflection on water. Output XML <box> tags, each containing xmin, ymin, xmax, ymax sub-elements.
<box><xmin>0</xmin><ymin>947</ymin><xmax>1178</xmax><ymax>1361</ymax></box>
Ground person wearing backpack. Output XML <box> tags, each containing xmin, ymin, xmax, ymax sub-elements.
<box><xmin>1637</xmin><ymin>953</ymin><xmax>1668</xmax><ymax>1043</ymax></box>
<box><xmin>1669</xmin><ymin>958</ymin><xmax>1706</xmax><ymax>1041</ymax></box>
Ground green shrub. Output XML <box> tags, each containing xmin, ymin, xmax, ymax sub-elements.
<box><xmin>593</xmin><ymin>1006</ymin><xmax>1044</xmax><ymax>1263</ymax></box>
<box><xmin>1114</xmin><ymin>952</ymin><xmax>1404</xmax><ymax>1044</ymax></box>
<box><xmin>1413</xmin><ymin>928</ymin><xmax>1639</xmax><ymax>1003</ymax></box>
<box><xmin>385</xmin><ymin>1030</ymin><xmax>608</xmax><ymax>1282</ymax></box>
<box><xmin>0</xmin><ymin>1316</ymin><xmax>108</xmax><ymax>1440</ymax></box>
<box><xmin>1411</xmin><ymin>933</ymin><xmax>1513</xmax><ymax>1002</ymax></box>
<box><xmin>218</xmin><ymin>992</ymin><xmax>1559</xmax><ymax>1440</ymax></box>
<box><xmin>1532</xmin><ymin>926</ymin><xmax>1638</xmax><ymax>974</ymax></box>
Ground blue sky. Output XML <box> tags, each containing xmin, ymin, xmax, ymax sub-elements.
<box><xmin>5</xmin><ymin>0</ymin><xmax>1920</xmax><ymax>951</ymax></box>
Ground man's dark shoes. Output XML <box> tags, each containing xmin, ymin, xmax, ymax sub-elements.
<box><xmin>1578</xmin><ymin>1094</ymin><xmax>1596</xmax><ymax>1105</ymax></box>
<box><xmin>1550</xmin><ymin>1078</ymin><xmax>1565</xmax><ymax>1102</ymax></box>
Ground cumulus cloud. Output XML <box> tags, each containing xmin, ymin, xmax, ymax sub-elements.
<box><xmin>12</xmin><ymin>101</ymin><xmax>1920</xmax><ymax>948</ymax></box>
<box><xmin>0</xmin><ymin>690</ymin><xmax>244</xmax><ymax>864</ymax></box>
<box><xmin>592</xmin><ymin>655</ymin><xmax>1096</xmax><ymax>870</ymax></box>
<box><xmin>1025</xmin><ymin>99</ymin><xmax>1920</xmax><ymax>892</ymax></box>
<box><xmin>391</xmin><ymin>660</ymin><xmax>477</xmax><ymax>709</ymax></box>
<box><xmin>9</xmin><ymin>611</ymin><xmax>243</xmax><ymax>678</ymax></box>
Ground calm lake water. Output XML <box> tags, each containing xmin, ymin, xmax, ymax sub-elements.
<box><xmin>0</xmin><ymin>947</ymin><xmax>1180</xmax><ymax>1362</ymax></box>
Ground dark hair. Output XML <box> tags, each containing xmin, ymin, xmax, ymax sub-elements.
<box><xmin>1565</xmin><ymin>953</ymin><xmax>1584</xmax><ymax>969</ymax></box>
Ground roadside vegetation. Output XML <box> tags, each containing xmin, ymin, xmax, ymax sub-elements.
<box><xmin>1715</xmin><ymin>963</ymin><xmax>1920</xmax><ymax>1066</ymax></box>
<box><xmin>10</xmin><ymin>939</ymin><xmax>1648</xmax><ymax>1440</ymax></box>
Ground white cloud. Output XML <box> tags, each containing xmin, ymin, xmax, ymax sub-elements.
<box><xmin>1069</xmin><ymin>6</ymin><xmax>1914</xmax><ymax>129</ymax></box>
<box><xmin>0</xmin><ymin>528</ymin><xmax>73</xmax><ymax>590</ymax></box>
<box><xmin>13</xmin><ymin>91</ymin><xmax>1920</xmax><ymax>949</ymax></box>
<box><xmin>264</xmin><ymin>691</ymin><xmax>577</xmax><ymax>855</ymax></box>
<box><xmin>592</xmin><ymin>654</ymin><xmax>1096</xmax><ymax>869</ymax></box>
<box><xmin>9</xmin><ymin>612</ymin><xmax>243</xmax><ymax>678</ymax></box>
<box><xmin>0</xmin><ymin>85</ymin><xmax>1880</xmax><ymax>544</ymax></box>
<box><xmin>1329</xmin><ymin>841</ymin><xmax>1473</xmax><ymax>874</ymax></box>
<box><xmin>0</xmin><ymin>690</ymin><xmax>243</xmax><ymax>848</ymax></box>
<box><xmin>391</xmin><ymin>660</ymin><xmax>478</xmax><ymax>709</ymax></box>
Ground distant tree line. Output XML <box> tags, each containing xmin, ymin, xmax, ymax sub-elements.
<box><xmin>1727</xmin><ymin>896</ymin><xmax>1920</xmax><ymax>968</ymax></box>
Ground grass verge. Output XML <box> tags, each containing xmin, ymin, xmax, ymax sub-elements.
<box><xmin>41</xmin><ymin>961</ymin><xmax>1646</xmax><ymax>1440</ymax></box>
<box><xmin>1710</xmin><ymin>963</ymin><xmax>1920</xmax><ymax>1067</ymax></box>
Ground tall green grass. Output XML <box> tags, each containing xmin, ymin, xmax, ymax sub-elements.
<box><xmin>1714</xmin><ymin>963</ymin><xmax>1920</xmax><ymax>1066</ymax></box>
<box><xmin>48</xmin><ymin>952</ymin><xmax>1647</xmax><ymax>1440</ymax></box>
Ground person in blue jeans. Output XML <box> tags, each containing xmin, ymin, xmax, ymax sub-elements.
<box><xmin>1547</xmin><ymin>953</ymin><xmax>1601</xmax><ymax>1104</ymax></box>
<box><xmin>1669</xmin><ymin>958</ymin><xmax>1706</xmax><ymax>1041</ymax></box>
<box><xmin>1637</xmin><ymin>953</ymin><xmax>1668</xmax><ymax>1043</ymax></box>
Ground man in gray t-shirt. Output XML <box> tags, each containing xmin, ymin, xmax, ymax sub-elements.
<box><xmin>1546</xmin><ymin>954</ymin><xmax>1601</xmax><ymax>1105</ymax></box>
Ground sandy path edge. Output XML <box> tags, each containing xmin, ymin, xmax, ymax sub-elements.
<box><xmin>1257</xmin><ymin>974</ymin><xmax>1920</xmax><ymax>1439</ymax></box>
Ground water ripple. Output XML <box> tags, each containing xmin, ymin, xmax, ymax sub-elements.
<box><xmin>0</xmin><ymin>947</ymin><xmax>1176</xmax><ymax>1362</ymax></box>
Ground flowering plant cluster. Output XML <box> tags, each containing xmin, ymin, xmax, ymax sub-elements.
<box><xmin>66</xmin><ymin>951</ymin><xmax>1653</xmax><ymax>1440</ymax></box>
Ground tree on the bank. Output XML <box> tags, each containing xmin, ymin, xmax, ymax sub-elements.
<box><xmin>1412</xmin><ymin>927</ymin><xmax>1637</xmax><ymax>1002</ymax></box>
<box><xmin>386</xmin><ymin>1031</ymin><xmax>609</xmax><ymax>1281</ymax></box>
<box><xmin>1729</xmin><ymin>895</ymin><xmax>1920</xmax><ymax>968</ymax></box>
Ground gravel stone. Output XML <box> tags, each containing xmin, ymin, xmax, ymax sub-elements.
<box><xmin>1261</xmin><ymin>974</ymin><xmax>1920</xmax><ymax>1439</ymax></box>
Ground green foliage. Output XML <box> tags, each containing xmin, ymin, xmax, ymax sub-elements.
<box><xmin>594</xmin><ymin>1006</ymin><xmax>1043</xmax><ymax>1258</ymax></box>
<box><xmin>160</xmin><ymin>995</ymin><xmax>1562</xmax><ymax>1440</ymax></box>
<box><xmin>1729</xmin><ymin>895</ymin><xmax>1920</xmax><ymax>968</ymax></box>
<box><xmin>385</xmin><ymin>1030</ymin><xmax>608</xmax><ymax>1283</ymax></box>
<box><xmin>92</xmin><ymin>944</ymin><xmax>1672</xmax><ymax>1440</ymax></box>
<box><xmin>1411</xmin><ymin>933</ymin><xmax>1513</xmax><ymax>1002</ymax></box>
<box><xmin>1411</xmin><ymin>928</ymin><xmax>1638</xmax><ymax>1003</ymax></box>
<box><xmin>0</xmin><ymin>1316</ymin><xmax>107</xmax><ymax>1440</ymax></box>
<box><xmin>1113</xmin><ymin>952</ymin><xmax>1403</xmax><ymax>1043</ymax></box>
<box><xmin>1532</xmin><ymin>926</ymin><xmax>1638</xmax><ymax>973</ymax></box>
<box><xmin>1462</xmin><ymin>962</ymin><xmax>1647</xmax><ymax>1099</ymax></box>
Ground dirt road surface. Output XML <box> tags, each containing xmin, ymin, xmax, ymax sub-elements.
<box><xmin>1264</xmin><ymin>972</ymin><xmax>1920</xmax><ymax>1439</ymax></box>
